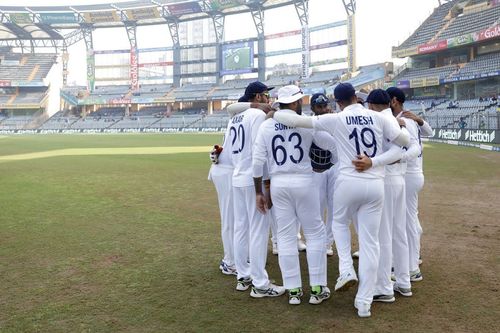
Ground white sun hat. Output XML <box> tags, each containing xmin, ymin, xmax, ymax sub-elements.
<box><xmin>275</xmin><ymin>85</ymin><xmax>304</xmax><ymax>104</ymax></box>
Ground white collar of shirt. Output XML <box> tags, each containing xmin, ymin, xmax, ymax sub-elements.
<box><xmin>343</xmin><ymin>103</ymin><xmax>366</xmax><ymax>112</ymax></box>
<box><xmin>277</xmin><ymin>108</ymin><xmax>299</xmax><ymax>115</ymax></box>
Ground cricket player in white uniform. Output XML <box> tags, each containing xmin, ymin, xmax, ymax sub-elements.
<box><xmin>226</xmin><ymin>101</ymin><xmax>304</xmax><ymax>255</ymax></box>
<box><xmin>271</xmin><ymin>83</ymin><xmax>409</xmax><ymax>318</ymax></box>
<box><xmin>309</xmin><ymin>93</ymin><xmax>338</xmax><ymax>256</ymax></box>
<box><xmin>208</xmin><ymin>119</ymin><xmax>237</xmax><ymax>276</ymax></box>
<box><xmin>363</xmin><ymin>90</ymin><xmax>419</xmax><ymax>302</ymax></box>
<box><xmin>228</xmin><ymin>81</ymin><xmax>285</xmax><ymax>298</ymax></box>
<box><xmin>387</xmin><ymin>87</ymin><xmax>433</xmax><ymax>282</ymax></box>
<box><xmin>253</xmin><ymin>85</ymin><xmax>334</xmax><ymax>305</ymax></box>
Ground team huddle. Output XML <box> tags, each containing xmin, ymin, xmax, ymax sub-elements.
<box><xmin>208</xmin><ymin>80</ymin><xmax>431</xmax><ymax>318</ymax></box>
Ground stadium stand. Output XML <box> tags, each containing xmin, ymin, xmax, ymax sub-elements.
<box><xmin>397</xmin><ymin>1</ymin><xmax>456</xmax><ymax>49</ymax></box>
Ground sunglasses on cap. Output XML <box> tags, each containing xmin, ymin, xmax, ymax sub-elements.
<box><xmin>255</xmin><ymin>92</ymin><xmax>270</xmax><ymax>98</ymax></box>
<box><xmin>313</xmin><ymin>95</ymin><xmax>329</xmax><ymax>105</ymax></box>
<box><xmin>292</xmin><ymin>89</ymin><xmax>303</xmax><ymax>96</ymax></box>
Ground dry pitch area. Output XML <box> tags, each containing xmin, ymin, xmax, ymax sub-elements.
<box><xmin>0</xmin><ymin>134</ymin><xmax>498</xmax><ymax>332</ymax></box>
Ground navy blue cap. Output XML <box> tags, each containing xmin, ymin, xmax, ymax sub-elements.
<box><xmin>237</xmin><ymin>96</ymin><xmax>246</xmax><ymax>102</ymax></box>
<box><xmin>311</xmin><ymin>93</ymin><xmax>329</xmax><ymax>106</ymax></box>
<box><xmin>239</xmin><ymin>81</ymin><xmax>274</xmax><ymax>102</ymax></box>
<box><xmin>366</xmin><ymin>89</ymin><xmax>391</xmax><ymax>105</ymax></box>
<box><xmin>334</xmin><ymin>83</ymin><xmax>356</xmax><ymax>102</ymax></box>
<box><xmin>386</xmin><ymin>87</ymin><xmax>406</xmax><ymax>103</ymax></box>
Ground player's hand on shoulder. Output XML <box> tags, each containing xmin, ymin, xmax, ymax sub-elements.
<box><xmin>252</xmin><ymin>103</ymin><xmax>274</xmax><ymax>114</ymax></box>
<box><xmin>265</xmin><ymin>110</ymin><xmax>276</xmax><ymax>120</ymax></box>
<box><xmin>352</xmin><ymin>154</ymin><xmax>373</xmax><ymax>172</ymax></box>
<box><xmin>402</xmin><ymin>111</ymin><xmax>424</xmax><ymax>125</ymax></box>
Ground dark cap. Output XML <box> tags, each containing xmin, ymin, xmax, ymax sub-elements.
<box><xmin>386</xmin><ymin>87</ymin><xmax>406</xmax><ymax>103</ymax></box>
<box><xmin>311</xmin><ymin>93</ymin><xmax>329</xmax><ymax>106</ymax></box>
<box><xmin>334</xmin><ymin>83</ymin><xmax>356</xmax><ymax>102</ymax></box>
<box><xmin>366</xmin><ymin>89</ymin><xmax>391</xmax><ymax>105</ymax></box>
<box><xmin>239</xmin><ymin>81</ymin><xmax>274</xmax><ymax>102</ymax></box>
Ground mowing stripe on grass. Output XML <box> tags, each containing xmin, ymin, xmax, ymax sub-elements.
<box><xmin>0</xmin><ymin>146</ymin><xmax>212</xmax><ymax>162</ymax></box>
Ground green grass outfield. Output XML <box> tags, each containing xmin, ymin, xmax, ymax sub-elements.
<box><xmin>0</xmin><ymin>134</ymin><xmax>499</xmax><ymax>332</ymax></box>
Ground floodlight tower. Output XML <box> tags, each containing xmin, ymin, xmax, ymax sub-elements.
<box><xmin>342</xmin><ymin>0</ymin><xmax>357</xmax><ymax>73</ymax></box>
<box><xmin>248</xmin><ymin>0</ymin><xmax>266</xmax><ymax>82</ymax></box>
<box><xmin>71</xmin><ymin>7</ymin><xmax>95</xmax><ymax>91</ymax></box>
<box><xmin>112</xmin><ymin>4</ymin><xmax>139</xmax><ymax>92</ymax></box>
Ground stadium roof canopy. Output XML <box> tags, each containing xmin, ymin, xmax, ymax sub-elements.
<box><xmin>0</xmin><ymin>0</ymin><xmax>301</xmax><ymax>30</ymax></box>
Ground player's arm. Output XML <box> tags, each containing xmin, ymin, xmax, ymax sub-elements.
<box><xmin>384</xmin><ymin>116</ymin><xmax>410</xmax><ymax>147</ymax></box>
<box><xmin>225</xmin><ymin>102</ymin><xmax>274</xmax><ymax>117</ymax></box>
<box><xmin>312</xmin><ymin>130</ymin><xmax>336</xmax><ymax>152</ymax></box>
<box><xmin>402</xmin><ymin>111</ymin><xmax>433</xmax><ymax>136</ymax></box>
<box><xmin>352</xmin><ymin>144</ymin><xmax>402</xmax><ymax>172</ymax></box>
<box><xmin>273</xmin><ymin>111</ymin><xmax>314</xmax><ymax>128</ymax></box>
<box><xmin>252</xmin><ymin>125</ymin><xmax>268</xmax><ymax>214</ymax></box>
<box><xmin>400</xmin><ymin>119</ymin><xmax>420</xmax><ymax>162</ymax></box>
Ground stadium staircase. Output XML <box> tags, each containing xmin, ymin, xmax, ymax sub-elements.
<box><xmin>27</xmin><ymin>64</ymin><xmax>40</xmax><ymax>82</ymax></box>
<box><xmin>26</xmin><ymin>111</ymin><xmax>49</xmax><ymax>129</ymax></box>
<box><xmin>430</xmin><ymin>17</ymin><xmax>455</xmax><ymax>42</ymax></box>
<box><xmin>7</xmin><ymin>92</ymin><xmax>17</xmax><ymax>104</ymax></box>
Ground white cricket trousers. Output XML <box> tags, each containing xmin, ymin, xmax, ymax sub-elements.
<box><xmin>405</xmin><ymin>172</ymin><xmax>424</xmax><ymax>272</ymax></box>
<box><xmin>233</xmin><ymin>185</ymin><xmax>270</xmax><ymax>289</ymax></box>
<box><xmin>333</xmin><ymin>176</ymin><xmax>384</xmax><ymax>305</ymax></box>
<box><xmin>272</xmin><ymin>183</ymin><xmax>327</xmax><ymax>289</ymax></box>
<box><xmin>270</xmin><ymin>208</ymin><xmax>278</xmax><ymax>245</ymax></box>
<box><xmin>375</xmin><ymin>175</ymin><xmax>410</xmax><ymax>296</ymax></box>
<box><xmin>312</xmin><ymin>169</ymin><xmax>335</xmax><ymax>247</ymax></box>
<box><xmin>210</xmin><ymin>166</ymin><xmax>235</xmax><ymax>266</ymax></box>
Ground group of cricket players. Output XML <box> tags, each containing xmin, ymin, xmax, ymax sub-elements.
<box><xmin>208</xmin><ymin>80</ymin><xmax>431</xmax><ymax>318</ymax></box>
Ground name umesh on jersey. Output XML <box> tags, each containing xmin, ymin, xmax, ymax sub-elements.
<box><xmin>345</xmin><ymin>115</ymin><xmax>374</xmax><ymax>126</ymax></box>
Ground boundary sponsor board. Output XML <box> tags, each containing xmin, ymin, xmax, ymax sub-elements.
<box><xmin>432</xmin><ymin>128</ymin><xmax>499</xmax><ymax>144</ymax></box>
<box><xmin>0</xmin><ymin>128</ymin><xmax>224</xmax><ymax>135</ymax></box>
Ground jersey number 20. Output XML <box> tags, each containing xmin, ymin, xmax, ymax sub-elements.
<box><xmin>230</xmin><ymin>125</ymin><xmax>245</xmax><ymax>154</ymax></box>
<box><xmin>272</xmin><ymin>133</ymin><xmax>303</xmax><ymax>165</ymax></box>
<box><xmin>349</xmin><ymin>127</ymin><xmax>377</xmax><ymax>157</ymax></box>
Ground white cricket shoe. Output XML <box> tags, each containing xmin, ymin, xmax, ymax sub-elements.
<box><xmin>297</xmin><ymin>239</ymin><xmax>307</xmax><ymax>252</ymax></box>
<box><xmin>272</xmin><ymin>242</ymin><xmax>278</xmax><ymax>255</ymax></box>
<box><xmin>236</xmin><ymin>277</ymin><xmax>252</xmax><ymax>291</ymax></box>
<box><xmin>219</xmin><ymin>261</ymin><xmax>237</xmax><ymax>276</ymax></box>
<box><xmin>410</xmin><ymin>269</ymin><xmax>423</xmax><ymax>282</ymax></box>
<box><xmin>288</xmin><ymin>288</ymin><xmax>303</xmax><ymax>305</ymax></box>
<box><xmin>335</xmin><ymin>271</ymin><xmax>358</xmax><ymax>292</ymax></box>
<box><xmin>355</xmin><ymin>301</ymin><xmax>371</xmax><ymax>318</ymax></box>
<box><xmin>394</xmin><ymin>285</ymin><xmax>413</xmax><ymax>297</ymax></box>
<box><xmin>309</xmin><ymin>286</ymin><xmax>331</xmax><ymax>305</ymax></box>
<box><xmin>250</xmin><ymin>283</ymin><xmax>286</xmax><ymax>298</ymax></box>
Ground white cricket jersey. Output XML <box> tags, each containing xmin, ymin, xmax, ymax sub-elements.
<box><xmin>381</xmin><ymin>108</ymin><xmax>406</xmax><ymax>177</ymax></box>
<box><xmin>217</xmin><ymin>120</ymin><xmax>233</xmax><ymax>167</ymax></box>
<box><xmin>396</xmin><ymin>113</ymin><xmax>425</xmax><ymax>174</ymax></box>
<box><xmin>312</xmin><ymin>103</ymin><xmax>402</xmax><ymax>179</ymax></box>
<box><xmin>253</xmin><ymin>109</ymin><xmax>321</xmax><ymax>187</ymax></box>
<box><xmin>208</xmin><ymin>120</ymin><xmax>233</xmax><ymax>180</ymax></box>
<box><xmin>228</xmin><ymin>108</ymin><xmax>266</xmax><ymax>187</ymax></box>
